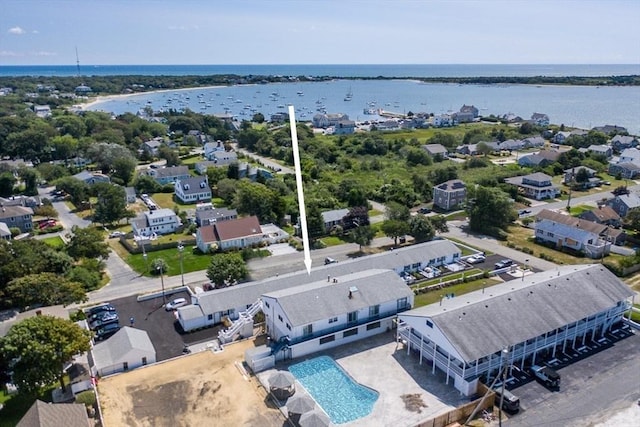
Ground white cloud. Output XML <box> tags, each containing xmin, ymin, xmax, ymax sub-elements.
<box><xmin>168</xmin><ymin>24</ymin><xmax>199</xmax><ymax>31</ymax></box>
<box><xmin>32</xmin><ymin>51</ymin><xmax>57</xmax><ymax>57</ymax></box>
<box><xmin>32</xmin><ymin>30</ymin><xmax>39</xmax><ymax>34</ymax></box>
<box><xmin>0</xmin><ymin>50</ymin><xmax>22</xmax><ymax>57</ymax></box>
<box><xmin>8</xmin><ymin>26</ymin><xmax>26</xmax><ymax>35</ymax></box>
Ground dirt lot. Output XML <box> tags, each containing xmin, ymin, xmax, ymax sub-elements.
<box><xmin>98</xmin><ymin>340</ymin><xmax>285</xmax><ymax>427</ymax></box>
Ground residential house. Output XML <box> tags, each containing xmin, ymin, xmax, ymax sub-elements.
<box><xmin>174</xmin><ymin>176</ymin><xmax>211</xmax><ymax>204</ymax></box>
<box><xmin>195</xmin><ymin>203</ymin><xmax>238</xmax><ymax>226</ymax></box>
<box><xmin>517</xmin><ymin>150</ymin><xmax>559</xmax><ymax>168</ymax></box>
<box><xmin>452</xmin><ymin>111</ymin><xmax>474</xmax><ymax>123</ymax></box>
<box><xmin>579</xmin><ymin>206</ymin><xmax>621</xmax><ymax>228</ymax></box>
<box><xmin>587</xmin><ymin>144</ymin><xmax>613</xmax><ymax>158</ymax></box>
<box><xmin>522</xmin><ymin>136</ymin><xmax>546</xmax><ymax>148</ymax></box>
<box><xmin>16</xmin><ymin>400</ymin><xmax>90</xmax><ymax>427</ymax></box>
<box><xmin>0</xmin><ymin>195</ymin><xmax>41</xmax><ymax>209</ymax></box>
<box><xmin>178</xmin><ymin>240</ymin><xmax>460</xmax><ymax>333</ymax></box>
<box><xmin>396</xmin><ymin>264</ymin><xmax>633</xmax><ymax>396</ymax></box>
<box><xmin>610</xmin><ymin>135</ymin><xmax>639</xmax><ymax>152</ymax></box>
<box><xmin>608</xmin><ymin>148</ymin><xmax>640</xmax><ymax>179</ymax></box>
<box><xmin>502</xmin><ymin>113</ymin><xmax>523</xmax><ymax>123</ymax></box>
<box><xmin>534</xmin><ymin>209</ymin><xmax>621</xmax><ymax>256</ymax></box>
<box><xmin>131</xmin><ymin>208</ymin><xmax>181</xmax><ymax>237</ymax></box>
<box><xmin>270</xmin><ymin>112</ymin><xmax>289</xmax><ymax>123</ymax></box>
<box><xmin>0</xmin><ymin>222</ymin><xmax>11</xmax><ymax>240</ymax></box>
<box><xmin>504</xmin><ymin>172</ymin><xmax>560</xmax><ymax>200</ymax></box>
<box><xmin>422</xmin><ymin>144</ymin><xmax>449</xmax><ymax>159</ymax></box>
<box><xmin>72</xmin><ymin>170</ymin><xmax>111</xmax><ymax>185</ymax></box>
<box><xmin>432</xmin><ymin>114</ymin><xmax>453</xmax><ymax>127</ymax></box>
<box><xmin>334</xmin><ymin>120</ymin><xmax>356</xmax><ymax>135</ymax></box>
<box><xmin>89</xmin><ymin>327</ymin><xmax>156</xmax><ymax>377</ymax></box>
<box><xmin>195</xmin><ymin>161</ymin><xmax>221</xmax><ymax>175</ymax></box>
<box><xmin>144</xmin><ymin>165</ymin><xmax>190</xmax><ymax>185</ymax></box>
<box><xmin>553</xmin><ymin>131</ymin><xmax>572</xmax><ymax>144</ymax></box>
<box><xmin>530</xmin><ymin>113</ymin><xmax>550</xmax><ymax>126</ymax></box>
<box><xmin>203</xmin><ymin>141</ymin><xmax>226</xmax><ymax>159</ymax></box>
<box><xmin>607</xmin><ymin>193</ymin><xmax>640</xmax><ymax>218</ymax></box>
<box><xmin>187</xmin><ymin>130</ymin><xmax>208</xmax><ymax>145</ymax></box>
<box><xmin>33</xmin><ymin>105</ymin><xmax>52</xmax><ymax>118</ymax></box>
<box><xmin>592</xmin><ymin>125</ymin><xmax>627</xmax><ymax>135</ymax></box>
<box><xmin>237</xmin><ymin>162</ymin><xmax>273</xmax><ymax>181</ymax></box>
<box><xmin>433</xmin><ymin>179</ymin><xmax>466</xmax><ymax>211</ymax></box>
<box><xmin>499</xmin><ymin>139</ymin><xmax>525</xmax><ymax>151</ymax></box>
<box><xmin>459</xmin><ymin>104</ymin><xmax>479</xmax><ymax>118</ymax></box>
<box><xmin>259</xmin><ymin>269</ymin><xmax>414</xmax><ymax>362</ymax></box>
<box><xmin>0</xmin><ymin>205</ymin><xmax>33</xmax><ymax>233</ymax></box>
<box><xmin>142</xmin><ymin>138</ymin><xmax>163</xmax><ymax>156</ymax></box>
<box><xmin>196</xmin><ymin>215</ymin><xmax>263</xmax><ymax>253</ymax></box>
<box><xmin>563</xmin><ymin>166</ymin><xmax>601</xmax><ymax>188</ymax></box>
<box><xmin>312</xmin><ymin>113</ymin><xmax>349</xmax><ymax>129</ymax></box>
<box><xmin>456</xmin><ymin>144</ymin><xmax>480</xmax><ymax>156</ymax></box>
<box><xmin>321</xmin><ymin>208</ymin><xmax>350</xmax><ymax>233</ymax></box>
<box><xmin>124</xmin><ymin>187</ymin><xmax>136</xmax><ymax>204</ymax></box>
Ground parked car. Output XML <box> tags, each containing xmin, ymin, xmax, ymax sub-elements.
<box><xmin>494</xmin><ymin>259</ymin><xmax>513</xmax><ymax>269</ymax></box>
<box><xmin>324</xmin><ymin>257</ymin><xmax>338</xmax><ymax>265</ymax></box>
<box><xmin>467</xmin><ymin>254</ymin><xmax>486</xmax><ymax>264</ymax></box>
<box><xmin>165</xmin><ymin>297</ymin><xmax>188</xmax><ymax>311</ymax></box>
<box><xmin>518</xmin><ymin>209</ymin><xmax>532</xmax><ymax>216</ymax></box>
<box><xmin>95</xmin><ymin>323</ymin><xmax>121</xmax><ymax>341</ymax></box>
<box><xmin>89</xmin><ymin>312</ymin><xmax>119</xmax><ymax>330</ymax></box>
<box><xmin>85</xmin><ymin>303</ymin><xmax>116</xmax><ymax>317</ymax></box>
<box><xmin>493</xmin><ymin>386</ymin><xmax>520</xmax><ymax>413</ymax></box>
<box><xmin>530</xmin><ymin>365</ymin><xmax>561</xmax><ymax>389</ymax></box>
<box><xmin>418</xmin><ymin>207</ymin><xmax>431</xmax><ymax>214</ymax></box>
<box><xmin>108</xmin><ymin>231</ymin><xmax>126</xmax><ymax>238</ymax></box>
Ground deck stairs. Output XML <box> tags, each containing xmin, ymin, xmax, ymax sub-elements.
<box><xmin>218</xmin><ymin>299</ymin><xmax>262</xmax><ymax>344</ymax></box>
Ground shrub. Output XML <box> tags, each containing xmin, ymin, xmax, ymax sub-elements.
<box><xmin>75</xmin><ymin>390</ymin><xmax>96</xmax><ymax>407</ymax></box>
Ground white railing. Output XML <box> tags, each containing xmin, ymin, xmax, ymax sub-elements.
<box><xmin>218</xmin><ymin>299</ymin><xmax>263</xmax><ymax>344</ymax></box>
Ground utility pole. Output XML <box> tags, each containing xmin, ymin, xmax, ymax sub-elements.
<box><xmin>499</xmin><ymin>346</ymin><xmax>509</xmax><ymax>427</ymax></box>
<box><xmin>178</xmin><ymin>242</ymin><xmax>185</xmax><ymax>286</ymax></box>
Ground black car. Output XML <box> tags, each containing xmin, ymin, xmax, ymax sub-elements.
<box><xmin>95</xmin><ymin>323</ymin><xmax>121</xmax><ymax>341</ymax></box>
<box><xmin>89</xmin><ymin>312</ymin><xmax>119</xmax><ymax>330</ymax></box>
<box><xmin>418</xmin><ymin>207</ymin><xmax>431</xmax><ymax>214</ymax></box>
<box><xmin>85</xmin><ymin>303</ymin><xmax>116</xmax><ymax>317</ymax></box>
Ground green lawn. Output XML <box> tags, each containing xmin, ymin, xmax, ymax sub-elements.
<box><xmin>319</xmin><ymin>236</ymin><xmax>349</xmax><ymax>247</ymax></box>
<box><xmin>41</xmin><ymin>235</ymin><xmax>65</xmax><ymax>248</ymax></box>
<box><xmin>413</xmin><ymin>277</ymin><xmax>501</xmax><ymax>308</ymax></box>
<box><xmin>127</xmin><ymin>245</ymin><xmax>212</xmax><ymax>277</ymax></box>
<box><xmin>568</xmin><ymin>204</ymin><xmax>594</xmax><ymax>216</ymax></box>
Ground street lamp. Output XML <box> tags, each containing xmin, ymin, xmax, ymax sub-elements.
<box><xmin>157</xmin><ymin>263</ymin><xmax>166</xmax><ymax>307</ymax></box>
<box><xmin>177</xmin><ymin>242</ymin><xmax>185</xmax><ymax>287</ymax></box>
<box><xmin>141</xmin><ymin>240</ymin><xmax>148</xmax><ymax>275</ymax></box>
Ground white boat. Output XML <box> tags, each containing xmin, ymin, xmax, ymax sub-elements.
<box><xmin>344</xmin><ymin>87</ymin><xmax>353</xmax><ymax>101</ymax></box>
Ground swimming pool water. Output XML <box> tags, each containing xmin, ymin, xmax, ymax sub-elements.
<box><xmin>288</xmin><ymin>355</ymin><xmax>378</xmax><ymax>424</ymax></box>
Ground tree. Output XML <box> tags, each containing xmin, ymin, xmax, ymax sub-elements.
<box><xmin>92</xmin><ymin>183</ymin><xmax>131</xmax><ymax>225</ymax></box>
<box><xmin>151</xmin><ymin>257</ymin><xmax>168</xmax><ymax>274</ymax></box>
<box><xmin>55</xmin><ymin>176</ymin><xmax>90</xmax><ymax>207</ymax></box>
<box><xmin>112</xmin><ymin>156</ymin><xmax>137</xmax><ymax>184</ymax></box>
<box><xmin>350</xmin><ymin>225</ymin><xmax>375</xmax><ymax>251</ymax></box>
<box><xmin>0</xmin><ymin>172</ymin><xmax>16</xmax><ymax>197</ymax></box>
<box><xmin>0</xmin><ymin>315</ymin><xmax>91</xmax><ymax>393</ymax></box>
<box><xmin>7</xmin><ymin>273</ymin><xmax>87</xmax><ymax>309</ymax></box>
<box><xmin>409</xmin><ymin>215</ymin><xmax>435</xmax><ymax>242</ymax></box>
<box><xmin>385</xmin><ymin>201</ymin><xmax>411</xmax><ymax>222</ymax></box>
<box><xmin>18</xmin><ymin>166</ymin><xmax>39</xmax><ymax>196</ymax></box>
<box><xmin>66</xmin><ymin>226</ymin><xmax>110</xmax><ymax>260</ymax></box>
<box><xmin>624</xmin><ymin>207</ymin><xmax>640</xmax><ymax>232</ymax></box>
<box><xmin>206</xmin><ymin>253</ymin><xmax>248</xmax><ymax>288</ymax></box>
<box><xmin>429</xmin><ymin>215</ymin><xmax>449</xmax><ymax>233</ymax></box>
<box><xmin>381</xmin><ymin>220</ymin><xmax>410</xmax><ymax>246</ymax></box>
<box><xmin>467</xmin><ymin>186</ymin><xmax>516</xmax><ymax>238</ymax></box>
<box><xmin>476</xmin><ymin>142</ymin><xmax>492</xmax><ymax>157</ymax></box>
<box><xmin>575</xmin><ymin>167</ymin><xmax>591</xmax><ymax>184</ymax></box>
<box><xmin>134</xmin><ymin>174</ymin><xmax>162</xmax><ymax>194</ymax></box>
<box><xmin>158</xmin><ymin>145</ymin><xmax>180</xmax><ymax>167</ymax></box>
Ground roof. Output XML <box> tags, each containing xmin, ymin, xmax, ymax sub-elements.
<box><xmin>536</xmin><ymin>150</ymin><xmax>561</xmax><ymax>161</ymax></box>
<box><xmin>401</xmin><ymin>264</ymin><xmax>633</xmax><ymax>362</ymax></box>
<box><xmin>196</xmin><ymin>207</ymin><xmax>237</xmax><ymax>222</ymax></box>
<box><xmin>422</xmin><ymin>144</ymin><xmax>448</xmax><ymax>155</ymax></box>
<box><xmin>176</xmin><ymin>177</ymin><xmax>211</xmax><ymax>195</ymax></box>
<box><xmin>17</xmin><ymin>400</ymin><xmax>89</xmax><ymax>427</ymax></box>
<box><xmin>435</xmin><ymin>179</ymin><xmax>465</xmax><ymax>192</ymax></box>
<box><xmin>192</xmin><ymin>240</ymin><xmax>460</xmax><ymax>315</ymax></box>
<box><xmin>536</xmin><ymin>209</ymin><xmax>607</xmax><ymax>234</ymax></box>
<box><xmin>264</xmin><ymin>270</ymin><xmax>413</xmax><ymax>327</ymax></box>
<box><xmin>152</xmin><ymin>165</ymin><xmax>189</xmax><ymax>179</ymax></box>
<box><xmin>0</xmin><ymin>222</ymin><xmax>10</xmax><ymax>236</ymax></box>
<box><xmin>580</xmin><ymin>206</ymin><xmax>620</xmax><ymax>222</ymax></box>
<box><xmin>198</xmin><ymin>224</ymin><xmax>216</xmax><ymax>243</ymax></box>
<box><xmin>0</xmin><ymin>205</ymin><xmax>33</xmax><ymax>219</ymax></box>
<box><xmin>0</xmin><ymin>305</ymin><xmax>69</xmax><ymax>338</ymax></box>
<box><xmin>91</xmin><ymin>327</ymin><xmax>155</xmax><ymax>369</ymax></box>
<box><xmin>214</xmin><ymin>216</ymin><xmax>262</xmax><ymax>241</ymax></box>
<box><xmin>143</xmin><ymin>208</ymin><xmax>176</xmax><ymax>221</ymax></box>
<box><xmin>321</xmin><ymin>208</ymin><xmax>349</xmax><ymax>224</ymax></box>
<box><xmin>614</xmin><ymin>193</ymin><xmax>640</xmax><ymax>209</ymax></box>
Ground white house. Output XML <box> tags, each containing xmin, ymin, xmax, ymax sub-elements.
<box><xmin>174</xmin><ymin>176</ymin><xmax>212</xmax><ymax>204</ymax></box>
<box><xmin>89</xmin><ymin>327</ymin><xmax>156</xmax><ymax>377</ymax></box>
<box><xmin>504</xmin><ymin>172</ymin><xmax>560</xmax><ymax>200</ymax></box>
<box><xmin>131</xmin><ymin>208</ymin><xmax>181</xmax><ymax>237</ymax></box>
<box><xmin>203</xmin><ymin>141</ymin><xmax>226</xmax><ymax>159</ymax></box>
<box><xmin>608</xmin><ymin>147</ymin><xmax>640</xmax><ymax>178</ymax></box>
<box><xmin>397</xmin><ymin>264</ymin><xmax>633</xmax><ymax>396</ymax></box>
<box><xmin>261</xmin><ymin>269</ymin><xmax>414</xmax><ymax>362</ymax></box>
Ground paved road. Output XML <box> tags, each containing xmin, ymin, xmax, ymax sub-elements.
<box><xmin>38</xmin><ymin>186</ymin><xmax>92</xmax><ymax>230</ymax></box>
<box><xmin>231</xmin><ymin>144</ymin><xmax>295</xmax><ymax>175</ymax></box>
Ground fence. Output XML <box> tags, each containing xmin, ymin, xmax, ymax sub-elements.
<box><xmin>119</xmin><ymin>236</ymin><xmax>197</xmax><ymax>254</ymax></box>
<box><xmin>416</xmin><ymin>384</ymin><xmax>495</xmax><ymax>427</ymax></box>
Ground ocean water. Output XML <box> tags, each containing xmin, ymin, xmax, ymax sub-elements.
<box><xmin>1</xmin><ymin>63</ymin><xmax>639</xmax><ymax>78</ymax></box>
<box><xmin>89</xmin><ymin>78</ymin><xmax>640</xmax><ymax>135</ymax></box>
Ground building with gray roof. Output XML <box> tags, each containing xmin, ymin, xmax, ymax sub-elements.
<box><xmin>17</xmin><ymin>399</ymin><xmax>89</xmax><ymax>427</ymax></box>
<box><xmin>397</xmin><ymin>264</ymin><xmax>633</xmax><ymax>396</ymax></box>
<box><xmin>89</xmin><ymin>326</ymin><xmax>156</xmax><ymax>377</ymax></box>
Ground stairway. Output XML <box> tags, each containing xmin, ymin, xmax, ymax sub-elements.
<box><xmin>218</xmin><ymin>299</ymin><xmax>263</xmax><ymax>344</ymax></box>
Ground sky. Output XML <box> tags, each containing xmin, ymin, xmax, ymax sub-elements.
<box><xmin>1</xmin><ymin>0</ymin><xmax>639</xmax><ymax>65</ymax></box>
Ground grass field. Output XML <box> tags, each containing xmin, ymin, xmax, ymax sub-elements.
<box><xmin>413</xmin><ymin>277</ymin><xmax>501</xmax><ymax>307</ymax></box>
<box><xmin>41</xmin><ymin>235</ymin><xmax>65</xmax><ymax>248</ymax></box>
<box><xmin>126</xmin><ymin>245</ymin><xmax>213</xmax><ymax>277</ymax></box>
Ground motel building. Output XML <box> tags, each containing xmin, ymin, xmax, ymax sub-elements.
<box><xmin>396</xmin><ymin>264</ymin><xmax>634</xmax><ymax>396</ymax></box>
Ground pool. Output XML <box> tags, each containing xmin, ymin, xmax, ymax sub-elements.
<box><xmin>288</xmin><ymin>355</ymin><xmax>378</xmax><ymax>424</ymax></box>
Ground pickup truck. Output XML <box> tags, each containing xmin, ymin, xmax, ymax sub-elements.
<box><xmin>530</xmin><ymin>365</ymin><xmax>560</xmax><ymax>389</ymax></box>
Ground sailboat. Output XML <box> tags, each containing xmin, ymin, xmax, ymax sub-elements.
<box><xmin>344</xmin><ymin>87</ymin><xmax>353</xmax><ymax>101</ymax></box>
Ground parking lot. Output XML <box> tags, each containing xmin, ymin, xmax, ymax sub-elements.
<box><xmin>95</xmin><ymin>291</ymin><xmax>221</xmax><ymax>361</ymax></box>
<box><xmin>504</xmin><ymin>325</ymin><xmax>639</xmax><ymax>426</ymax></box>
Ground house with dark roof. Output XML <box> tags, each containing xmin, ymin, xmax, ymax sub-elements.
<box><xmin>504</xmin><ymin>172</ymin><xmax>560</xmax><ymax>200</ymax></box>
<box><xmin>587</xmin><ymin>144</ymin><xmax>613</xmax><ymax>158</ymax></box>
<box><xmin>320</xmin><ymin>208</ymin><xmax>350</xmax><ymax>233</ymax></box>
<box><xmin>259</xmin><ymin>269</ymin><xmax>414</xmax><ymax>362</ymax></box>
<box><xmin>530</xmin><ymin>112</ymin><xmax>549</xmax><ymax>126</ymax></box>
<box><xmin>174</xmin><ymin>176</ymin><xmax>211</xmax><ymax>204</ymax></box>
<box><xmin>579</xmin><ymin>206</ymin><xmax>621</xmax><ymax>228</ymax></box>
<box><xmin>608</xmin><ymin>148</ymin><xmax>640</xmax><ymax>179</ymax></box>
<box><xmin>534</xmin><ymin>209</ymin><xmax>623</xmax><ymax>255</ymax></box>
<box><xmin>592</xmin><ymin>125</ymin><xmax>627</xmax><ymax>135</ymax></box>
<box><xmin>422</xmin><ymin>144</ymin><xmax>449</xmax><ymax>158</ymax></box>
<box><xmin>334</xmin><ymin>120</ymin><xmax>356</xmax><ymax>135</ymax></box>
<box><xmin>17</xmin><ymin>400</ymin><xmax>90</xmax><ymax>427</ymax></box>
<box><xmin>194</xmin><ymin>203</ymin><xmax>238</xmax><ymax>226</ymax></box>
<box><xmin>563</xmin><ymin>166</ymin><xmax>602</xmax><ymax>189</ymax></box>
<box><xmin>142</xmin><ymin>138</ymin><xmax>163</xmax><ymax>156</ymax></box>
<box><xmin>143</xmin><ymin>165</ymin><xmax>190</xmax><ymax>185</ymax></box>
<box><xmin>177</xmin><ymin>240</ymin><xmax>460</xmax><ymax>332</ymax></box>
<box><xmin>0</xmin><ymin>205</ymin><xmax>33</xmax><ymax>233</ymax></box>
<box><xmin>89</xmin><ymin>327</ymin><xmax>156</xmax><ymax>377</ymax></box>
<box><xmin>433</xmin><ymin>179</ymin><xmax>466</xmax><ymax>211</ymax></box>
<box><xmin>196</xmin><ymin>215</ymin><xmax>263</xmax><ymax>253</ymax></box>
<box><xmin>606</xmin><ymin>192</ymin><xmax>640</xmax><ymax>218</ymax></box>
<box><xmin>517</xmin><ymin>150</ymin><xmax>561</xmax><ymax>167</ymax></box>
<box><xmin>72</xmin><ymin>170</ymin><xmax>111</xmax><ymax>185</ymax></box>
<box><xmin>397</xmin><ymin>264</ymin><xmax>633</xmax><ymax>396</ymax></box>
<box><xmin>610</xmin><ymin>135</ymin><xmax>639</xmax><ymax>152</ymax></box>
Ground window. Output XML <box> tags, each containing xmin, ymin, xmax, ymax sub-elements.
<box><xmin>319</xmin><ymin>335</ymin><xmax>335</xmax><ymax>345</ymax></box>
<box><xmin>343</xmin><ymin>328</ymin><xmax>358</xmax><ymax>338</ymax></box>
<box><xmin>207</xmin><ymin>314</ymin><xmax>213</xmax><ymax>321</ymax></box>
<box><xmin>426</xmin><ymin>320</ymin><xmax>433</xmax><ymax>328</ymax></box>
<box><xmin>123</xmin><ymin>362</ymin><xmax>129</xmax><ymax>371</ymax></box>
<box><xmin>278</xmin><ymin>315</ymin><xmax>283</xmax><ymax>322</ymax></box>
<box><xmin>369</xmin><ymin>305</ymin><xmax>380</xmax><ymax>317</ymax></box>
<box><xmin>303</xmin><ymin>324</ymin><xmax>313</xmax><ymax>336</ymax></box>
<box><xmin>328</xmin><ymin>317</ymin><xmax>338</xmax><ymax>324</ymax></box>
<box><xmin>264</xmin><ymin>301</ymin><xmax>270</xmax><ymax>309</ymax></box>
<box><xmin>348</xmin><ymin>311</ymin><xmax>358</xmax><ymax>323</ymax></box>
<box><xmin>286</xmin><ymin>323</ymin><xmax>291</xmax><ymax>331</ymax></box>
<box><xmin>142</xmin><ymin>357</ymin><xmax>147</xmax><ymax>366</ymax></box>
<box><xmin>366</xmin><ymin>321</ymin><xmax>381</xmax><ymax>331</ymax></box>
<box><xmin>397</xmin><ymin>297</ymin><xmax>408</xmax><ymax>310</ymax></box>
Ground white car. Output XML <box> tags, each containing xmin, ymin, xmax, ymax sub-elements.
<box><xmin>165</xmin><ymin>297</ymin><xmax>187</xmax><ymax>311</ymax></box>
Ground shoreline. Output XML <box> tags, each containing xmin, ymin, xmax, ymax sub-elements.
<box><xmin>81</xmin><ymin>85</ymin><xmax>228</xmax><ymax>110</ymax></box>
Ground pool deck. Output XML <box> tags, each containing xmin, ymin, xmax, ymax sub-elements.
<box><xmin>256</xmin><ymin>331</ymin><xmax>470</xmax><ymax>427</ymax></box>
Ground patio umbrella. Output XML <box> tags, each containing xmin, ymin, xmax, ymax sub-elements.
<box><xmin>287</xmin><ymin>394</ymin><xmax>315</xmax><ymax>415</ymax></box>
<box><xmin>298</xmin><ymin>410</ymin><xmax>332</xmax><ymax>427</ymax></box>
<box><xmin>269</xmin><ymin>371</ymin><xmax>296</xmax><ymax>401</ymax></box>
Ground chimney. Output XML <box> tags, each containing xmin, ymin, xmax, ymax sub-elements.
<box><xmin>327</xmin><ymin>275</ymin><xmax>330</xmax><ymax>282</ymax></box>
<box><xmin>348</xmin><ymin>291</ymin><xmax>353</xmax><ymax>299</ymax></box>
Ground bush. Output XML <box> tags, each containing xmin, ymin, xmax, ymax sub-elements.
<box><xmin>75</xmin><ymin>390</ymin><xmax>96</xmax><ymax>407</ymax></box>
